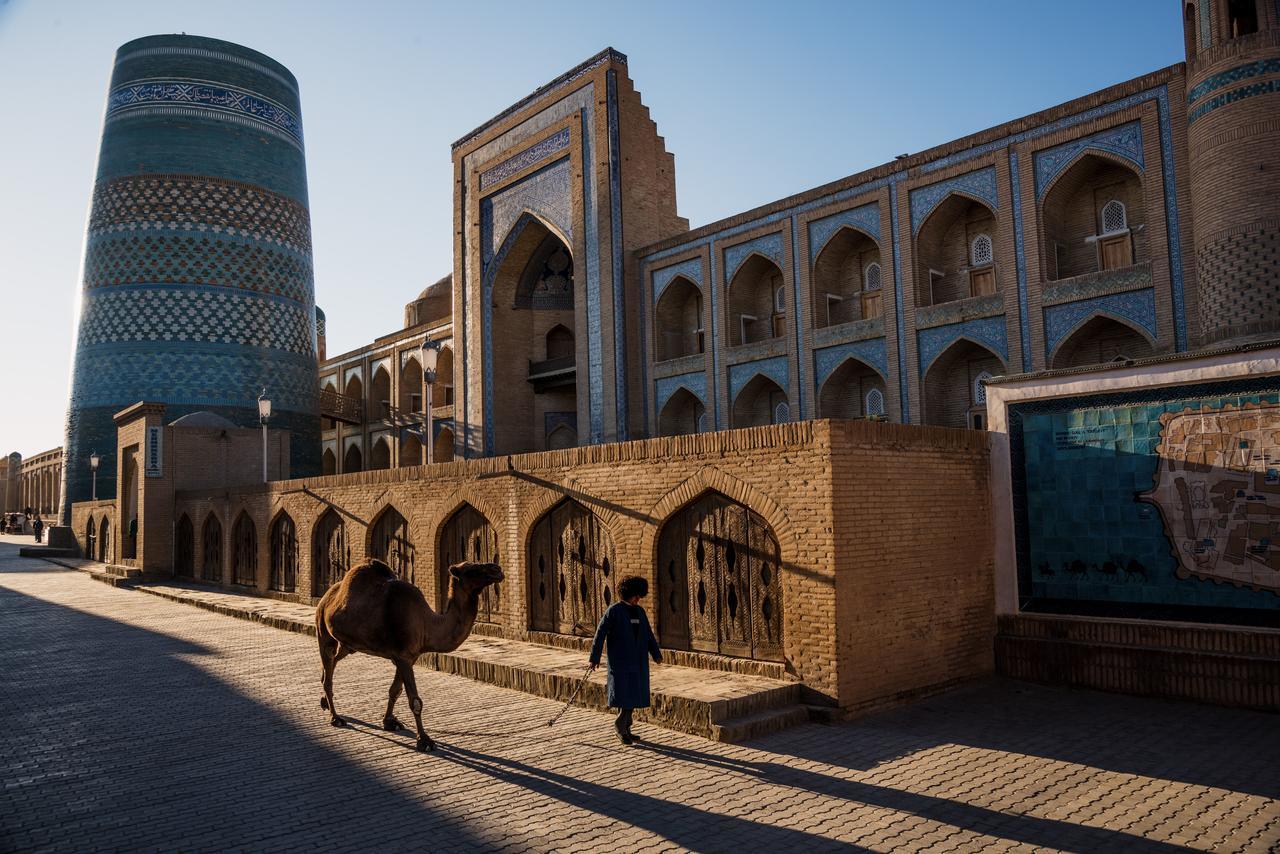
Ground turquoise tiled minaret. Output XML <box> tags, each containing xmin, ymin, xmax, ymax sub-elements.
<box><xmin>60</xmin><ymin>35</ymin><xmax>320</xmax><ymax>521</ymax></box>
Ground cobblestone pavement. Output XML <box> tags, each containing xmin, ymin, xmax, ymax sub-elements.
<box><xmin>2</xmin><ymin>544</ymin><xmax>1278</xmax><ymax>853</ymax></box>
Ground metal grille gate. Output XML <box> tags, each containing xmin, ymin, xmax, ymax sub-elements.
<box><xmin>656</xmin><ymin>492</ymin><xmax>783</xmax><ymax>661</ymax></box>
<box><xmin>528</xmin><ymin>499</ymin><xmax>615</xmax><ymax>636</ymax></box>
<box><xmin>438</xmin><ymin>504</ymin><xmax>500</xmax><ymax>622</ymax></box>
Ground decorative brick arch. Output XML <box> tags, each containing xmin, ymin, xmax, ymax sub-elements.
<box><xmin>811</xmin><ymin>222</ymin><xmax>878</xmax><ymax>264</ymax></box>
<box><xmin>516</xmin><ymin>474</ymin><xmax>628</xmax><ymax>558</ymax></box>
<box><xmin>1038</xmin><ymin>146</ymin><xmax>1145</xmax><ymax>207</ymax></box>
<box><xmin>640</xmin><ymin>465</ymin><xmax>797</xmax><ymax>569</ymax></box>
<box><xmin>423</xmin><ymin>485</ymin><xmax>510</xmax><ymax>564</ymax></box>
<box><xmin>1047</xmin><ymin>309</ymin><xmax>1157</xmax><ymax>367</ymax></box>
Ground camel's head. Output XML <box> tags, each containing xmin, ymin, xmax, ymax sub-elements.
<box><xmin>447</xmin><ymin>561</ymin><xmax>504</xmax><ymax>597</ymax></box>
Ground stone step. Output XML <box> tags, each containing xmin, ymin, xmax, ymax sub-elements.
<box><xmin>25</xmin><ymin>561</ymin><xmax>808</xmax><ymax>742</ymax></box>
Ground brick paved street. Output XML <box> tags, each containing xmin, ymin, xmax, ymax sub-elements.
<box><xmin>1</xmin><ymin>542</ymin><xmax>1277</xmax><ymax>853</ymax></box>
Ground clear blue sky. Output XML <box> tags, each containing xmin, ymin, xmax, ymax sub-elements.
<box><xmin>0</xmin><ymin>0</ymin><xmax>1182</xmax><ymax>458</ymax></box>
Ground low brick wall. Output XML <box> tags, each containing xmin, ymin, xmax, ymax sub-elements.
<box><xmin>72</xmin><ymin>419</ymin><xmax>995</xmax><ymax>711</ymax></box>
<box><xmin>996</xmin><ymin>614</ymin><xmax>1280</xmax><ymax>711</ymax></box>
<box><xmin>70</xmin><ymin>499</ymin><xmax>117</xmax><ymax>563</ymax></box>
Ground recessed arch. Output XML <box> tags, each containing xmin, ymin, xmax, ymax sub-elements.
<box><xmin>437</xmin><ymin>502</ymin><xmax>500</xmax><ymax>621</ymax></box>
<box><xmin>488</xmin><ymin>212</ymin><xmax>578</xmax><ymax>455</ymax></box>
<box><xmin>369</xmin><ymin>436</ymin><xmax>392</xmax><ymax>471</ymax></box>
<box><xmin>399</xmin><ymin>354</ymin><xmax>423</xmax><ymax>414</ymax></box>
<box><xmin>434</xmin><ymin>426</ymin><xmax>455</xmax><ymax>463</ymax></box>
<box><xmin>321</xmin><ymin>447</ymin><xmax>337</xmax><ymax>476</ymax></box>
<box><xmin>1041</xmin><ymin>151</ymin><xmax>1146</xmax><ymax>281</ymax></box>
<box><xmin>433</xmin><ymin>345</ymin><xmax>455</xmax><ymax>407</ymax></box>
<box><xmin>1050</xmin><ymin>312</ymin><xmax>1156</xmax><ymax>370</ymax></box>
<box><xmin>658</xmin><ymin>386</ymin><xmax>706</xmax><ymax>437</ymax></box>
<box><xmin>312</xmin><ymin>508</ymin><xmax>346</xmax><ymax>596</ymax></box>
<box><xmin>547</xmin><ymin>423</ymin><xmax>577</xmax><ymax>450</ymax></box>
<box><xmin>731</xmin><ymin>373</ymin><xmax>789</xmax><ymax>429</ymax></box>
<box><xmin>369</xmin><ymin>364</ymin><xmax>391</xmax><ymax>421</ymax></box>
<box><xmin>922</xmin><ymin>337</ymin><xmax>1006</xmax><ymax>429</ymax></box>
<box><xmin>269</xmin><ymin>510</ymin><xmax>297</xmax><ymax>593</ymax></box>
<box><xmin>343</xmin><ymin>373</ymin><xmax>363</xmax><ymax>407</ymax></box>
<box><xmin>527</xmin><ymin>498</ymin><xmax>616</xmax><ymax>637</ymax></box>
<box><xmin>655</xmin><ymin>275</ymin><xmax>704</xmax><ymax>361</ymax></box>
<box><xmin>84</xmin><ymin>515</ymin><xmax>97</xmax><ymax>561</ymax></box>
<box><xmin>654</xmin><ymin>489</ymin><xmax>784</xmax><ymax>661</ymax></box>
<box><xmin>367</xmin><ymin>504</ymin><xmax>413</xmax><ymax>583</ymax></box>
<box><xmin>200</xmin><ymin>512</ymin><xmax>223</xmax><ymax>583</ymax></box>
<box><xmin>399</xmin><ymin>431</ymin><xmax>423</xmax><ymax>467</ymax></box>
<box><xmin>231</xmin><ymin>511</ymin><xmax>257</xmax><ymax>587</ymax></box>
<box><xmin>727</xmin><ymin>253</ymin><xmax>787</xmax><ymax>345</ymax></box>
<box><xmin>545</xmin><ymin>324</ymin><xmax>574</xmax><ymax>361</ymax></box>
<box><xmin>916</xmin><ymin>193</ymin><xmax>999</xmax><ymax>307</ymax></box>
<box><xmin>98</xmin><ymin>516</ymin><xmax>111</xmax><ymax>563</ymax></box>
<box><xmin>811</xmin><ymin>225</ymin><xmax>881</xmax><ymax>328</ymax></box>
<box><xmin>817</xmin><ymin>356</ymin><xmax>887</xmax><ymax>419</ymax></box>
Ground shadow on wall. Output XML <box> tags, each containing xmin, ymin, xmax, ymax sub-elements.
<box><xmin>0</xmin><ymin>563</ymin><xmax>486</xmax><ymax>850</ymax></box>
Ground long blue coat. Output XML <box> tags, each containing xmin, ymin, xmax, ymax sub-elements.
<box><xmin>589</xmin><ymin>602</ymin><xmax>662</xmax><ymax>709</ymax></box>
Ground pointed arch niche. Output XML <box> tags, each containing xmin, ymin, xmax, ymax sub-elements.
<box><xmin>1051</xmin><ymin>314</ymin><xmax>1154</xmax><ymax>370</ymax></box>
<box><xmin>1041</xmin><ymin>153</ymin><xmax>1146</xmax><ymax>280</ymax></box>
<box><xmin>916</xmin><ymin>194</ymin><xmax>999</xmax><ymax>307</ymax></box>
<box><xmin>658</xmin><ymin>387</ymin><xmax>706</xmax><ymax>437</ymax></box>
<box><xmin>922</xmin><ymin>339</ymin><xmax>1005</xmax><ymax>429</ymax></box>
<box><xmin>527</xmin><ymin>498</ymin><xmax>615</xmax><ymax>637</ymax></box>
<box><xmin>817</xmin><ymin>357</ymin><xmax>886</xmax><ymax>420</ymax></box>
<box><xmin>489</xmin><ymin>215</ymin><xmax>579</xmax><ymax>454</ymax></box>
<box><xmin>812</xmin><ymin>227</ymin><xmax>882</xmax><ymax>327</ymax></box>
<box><xmin>438</xmin><ymin>503</ymin><xmax>500</xmax><ymax>622</ymax></box>
<box><xmin>655</xmin><ymin>276</ymin><xmax>704</xmax><ymax>361</ymax></box>
<box><xmin>731</xmin><ymin>374</ymin><xmax>789</xmax><ymax>429</ymax></box>
<box><xmin>727</xmin><ymin>254</ymin><xmax>786</xmax><ymax>346</ymax></box>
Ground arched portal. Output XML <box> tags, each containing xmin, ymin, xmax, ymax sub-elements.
<box><xmin>399</xmin><ymin>355</ymin><xmax>423</xmax><ymax>415</ymax></box>
<box><xmin>658</xmin><ymin>388</ymin><xmax>705</xmax><ymax>437</ymax></box>
<box><xmin>270</xmin><ymin>512</ymin><xmax>297</xmax><ymax>593</ymax></box>
<box><xmin>731</xmin><ymin>374</ymin><xmax>789</xmax><ymax>428</ymax></box>
<box><xmin>656</xmin><ymin>491</ymin><xmax>783</xmax><ymax>661</ymax></box>
<box><xmin>231</xmin><ymin>512</ymin><xmax>257</xmax><ymax>587</ymax></box>
<box><xmin>434</xmin><ymin>426</ymin><xmax>455</xmax><ymax>463</ymax></box>
<box><xmin>399</xmin><ymin>432</ymin><xmax>423</xmax><ymax>467</ymax></box>
<box><xmin>655</xmin><ymin>276</ymin><xmax>704</xmax><ymax>360</ymax></box>
<box><xmin>1052</xmin><ymin>315</ymin><xmax>1154</xmax><ymax>369</ymax></box>
<box><xmin>369</xmin><ymin>365</ymin><xmax>391</xmax><ymax>422</ymax></box>
<box><xmin>916</xmin><ymin>195</ymin><xmax>998</xmax><ymax>306</ymax></box>
<box><xmin>727</xmin><ymin>254</ymin><xmax>786</xmax><ymax>345</ymax></box>
<box><xmin>812</xmin><ymin>227</ymin><xmax>881</xmax><ymax>327</ymax></box>
<box><xmin>343</xmin><ymin>443</ymin><xmax>363</xmax><ymax>474</ymax></box>
<box><xmin>312</xmin><ymin>509</ymin><xmax>345</xmax><ymax>596</ymax></box>
<box><xmin>84</xmin><ymin>516</ymin><xmax>96</xmax><ymax>560</ymax></box>
<box><xmin>368</xmin><ymin>505</ymin><xmax>413</xmax><ymax>583</ymax></box>
<box><xmin>1042</xmin><ymin>153</ymin><xmax>1145</xmax><ymax>280</ymax></box>
<box><xmin>923</xmin><ymin>339</ymin><xmax>1005</xmax><ymax>429</ymax></box>
<box><xmin>174</xmin><ymin>514</ymin><xmax>194</xmax><ymax>577</ymax></box>
<box><xmin>817</xmin><ymin>357</ymin><xmax>886</xmax><ymax>419</ymax></box>
<box><xmin>322</xmin><ymin>447</ymin><xmax>337</xmax><ymax>476</ymax></box>
<box><xmin>98</xmin><ymin>517</ymin><xmax>110</xmax><ymax>563</ymax></box>
<box><xmin>201</xmin><ymin>513</ymin><xmax>223</xmax><ymax>583</ymax></box>
<box><xmin>369</xmin><ymin>437</ymin><xmax>392</xmax><ymax>471</ymax></box>
<box><xmin>490</xmin><ymin>217</ymin><xmax>578</xmax><ymax>455</ymax></box>
<box><xmin>547</xmin><ymin>423</ymin><xmax>577</xmax><ymax>450</ymax></box>
<box><xmin>527</xmin><ymin>499</ymin><xmax>615</xmax><ymax>636</ymax></box>
<box><xmin>438</xmin><ymin>504</ymin><xmax>500</xmax><ymax>622</ymax></box>
<box><xmin>121</xmin><ymin>449</ymin><xmax>139</xmax><ymax>559</ymax></box>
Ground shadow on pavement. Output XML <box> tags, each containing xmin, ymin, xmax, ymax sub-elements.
<box><xmin>0</xmin><ymin>568</ymin><xmax>485</xmax><ymax>852</ymax></box>
<box><xmin>751</xmin><ymin>678</ymin><xmax>1280</xmax><ymax>801</ymax></box>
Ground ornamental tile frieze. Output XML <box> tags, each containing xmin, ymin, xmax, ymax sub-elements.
<box><xmin>479</xmin><ymin>128</ymin><xmax>572</xmax><ymax>190</ymax></box>
<box><xmin>1033</xmin><ymin>121</ymin><xmax>1144</xmax><ymax>198</ymax></box>
<box><xmin>1041</xmin><ymin>262</ymin><xmax>1153</xmax><ymax>307</ymax></box>
<box><xmin>89</xmin><ymin>175</ymin><xmax>312</xmax><ymax>252</ymax></box>
<box><xmin>106</xmin><ymin>79</ymin><xmax>304</xmax><ymax>144</ymax></box>
<box><xmin>914</xmin><ymin>294</ymin><xmax>1005</xmax><ymax>330</ymax></box>
<box><xmin>1188</xmin><ymin>58</ymin><xmax>1280</xmax><ymax>104</ymax></box>
<box><xmin>812</xmin><ymin>316</ymin><xmax>885</xmax><ymax>348</ymax></box>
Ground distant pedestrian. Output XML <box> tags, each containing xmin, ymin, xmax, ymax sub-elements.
<box><xmin>32</xmin><ymin>516</ymin><xmax>44</xmax><ymax>543</ymax></box>
<box><xmin>588</xmin><ymin>576</ymin><xmax>662</xmax><ymax>745</ymax></box>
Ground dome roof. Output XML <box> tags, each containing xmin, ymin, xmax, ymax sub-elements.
<box><xmin>169</xmin><ymin>411</ymin><xmax>237</xmax><ymax>429</ymax></box>
<box><xmin>418</xmin><ymin>273</ymin><xmax>452</xmax><ymax>301</ymax></box>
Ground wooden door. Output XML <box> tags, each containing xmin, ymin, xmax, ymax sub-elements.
<box><xmin>369</xmin><ymin>507</ymin><xmax>413</xmax><ymax>584</ymax></box>
<box><xmin>312</xmin><ymin>511</ymin><xmax>345</xmax><ymax>596</ymax></box>
<box><xmin>201</xmin><ymin>516</ymin><xmax>222</xmax><ymax>582</ymax></box>
<box><xmin>527</xmin><ymin>500</ymin><xmax>614</xmax><ymax>636</ymax></box>
<box><xmin>861</xmin><ymin>290</ymin><xmax>882</xmax><ymax>320</ymax></box>
<box><xmin>270</xmin><ymin>515</ymin><xmax>297</xmax><ymax>593</ymax></box>
<box><xmin>969</xmin><ymin>267</ymin><xmax>996</xmax><ymax>297</ymax></box>
<box><xmin>1099</xmin><ymin>233</ymin><xmax>1132</xmax><ymax>270</ymax></box>
<box><xmin>174</xmin><ymin>516</ymin><xmax>194</xmax><ymax>577</ymax></box>
<box><xmin>439</xmin><ymin>505</ymin><xmax>500</xmax><ymax>622</ymax></box>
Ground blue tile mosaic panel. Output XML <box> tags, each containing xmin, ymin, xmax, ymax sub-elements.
<box><xmin>909</xmin><ymin>167</ymin><xmax>999</xmax><ymax>234</ymax></box>
<box><xmin>723</xmin><ymin>233</ymin><xmax>784</xmax><ymax>283</ymax></box>
<box><xmin>813</xmin><ymin>338</ymin><xmax>888</xmax><ymax>388</ymax></box>
<box><xmin>1010</xmin><ymin>380</ymin><xmax>1280</xmax><ymax>625</ymax></box>
<box><xmin>107</xmin><ymin>80</ymin><xmax>304</xmax><ymax>149</ymax></box>
<box><xmin>1033</xmin><ymin>121</ymin><xmax>1143</xmax><ymax>199</ymax></box>
<box><xmin>479</xmin><ymin>127</ymin><xmax>571</xmax><ymax>190</ymax></box>
<box><xmin>654</xmin><ymin>372</ymin><xmax>707</xmax><ymax>413</ymax></box>
<box><xmin>1043</xmin><ymin>288</ymin><xmax>1157</xmax><ymax>358</ymax></box>
<box><xmin>728</xmin><ymin>356</ymin><xmax>788</xmax><ymax>403</ymax></box>
<box><xmin>917</xmin><ymin>316</ymin><xmax>1009</xmax><ymax>374</ymax></box>
<box><xmin>652</xmin><ymin>258</ymin><xmax>703</xmax><ymax>302</ymax></box>
<box><xmin>807</xmin><ymin>203</ymin><xmax>880</xmax><ymax>262</ymax></box>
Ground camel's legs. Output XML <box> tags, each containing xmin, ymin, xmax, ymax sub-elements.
<box><xmin>318</xmin><ymin>627</ymin><xmax>350</xmax><ymax>727</ymax></box>
<box><xmin>382</xmin><ymin>672</ymin><xmax>405</xmax><ymax>732</ymax></box>
<box><xmin>396</xmin><ymin>660</ymin><xmax>434</xmax><ymax>751</ymax></box>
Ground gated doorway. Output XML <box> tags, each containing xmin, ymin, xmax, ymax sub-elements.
<box><xmin>655</xmin><ymin>491</ymin><xmax>783</xmax><ymax>661</ymax></box>
<box><xmin>174</xmin><ymin>514</ymin><xmax>194</xmax><ymax>577</ymax></box>
<box><xmin>312</xmin><ymin>509</ymin><xmax>345</xmax><ymax>596</ymax></box>
<box><xmin>270</xmin><ymin>513</ymin><xmax>297</xmax><ymax>593</ymax></box>
<box><xmin>201</xmin><ymin>514</ymin><xmax>223</xmax><ymax>583</ymax></box>
<box><xmin>438</xmin><ymin>504</ymin><xmax>500</xmax><ymax>623</ymax></box>
<box><xmin>527</xmin><ymin>499</ymin><xmax>615</xmax><ymax>636</ymax></box>
<box><xmin>368</xmin><ymin>505</ymin><xmax>413</xmax><ymax>583</ymax></box>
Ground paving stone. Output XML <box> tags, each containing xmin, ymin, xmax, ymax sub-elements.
<box><xmin>1</xmin><ymin>543</ymin><xmax>1278</xmax><ymax>852</ymax></box>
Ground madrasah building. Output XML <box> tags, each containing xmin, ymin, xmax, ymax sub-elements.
<box><xmin>59</xmin><ymin>1</ymin><xmax>1279</xmax><ymax>729</ymax></box>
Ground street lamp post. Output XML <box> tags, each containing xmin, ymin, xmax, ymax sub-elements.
<box><xmin>257</xmin><ymin>389</ymin><xmax>272</xmax><ymax>483</ymax></box>
<box><xmin>89</xmin><ymin>451</ymin><xmax>100</xmax><ymax>501</ymax></box>
<box><xmin>420</xmin><ymin>341</ymin><xmax>439</xmax><ymax>464</ymax></box>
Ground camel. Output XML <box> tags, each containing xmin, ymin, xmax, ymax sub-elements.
<box><xmin>315</xmin><ymin>557</ymin><xmax>504</xmax><ymax>752</ymax></box>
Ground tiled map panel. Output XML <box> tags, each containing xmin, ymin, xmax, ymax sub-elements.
<box><xmin>1010</xmin><ymin>380</ymin><xmax>1280</xmax><ymax>626</ymax></box>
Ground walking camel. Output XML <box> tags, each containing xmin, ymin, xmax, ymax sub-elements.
<box><xmin>316</xmin><ymin>557</ymin><xmax>504</xmax><ymax>752</ymax></box>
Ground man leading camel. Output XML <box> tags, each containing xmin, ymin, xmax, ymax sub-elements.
<box><xmin>587</xmin><ymin>576</ymin><xmax>662</xmax><ymax>745</ymax></box>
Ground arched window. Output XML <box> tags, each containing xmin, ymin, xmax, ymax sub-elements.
<box><xmin>862</xmin><ymin>262</ymin><xmax>883</xmax><ymax>320</ymax></box>
<box><xmin>1100</xmin><ymin>200</ymin><xmax>1127</xmax><ymax>235</ymax></box>
<box><xmin>773</xmin><ymin>401</ymin><xmax>790</xmax><ymax>424</ymax></box>
<box><xmin>545</xmin><ymin>325</ymin><xmax>574</xmax><ymax>361</ymax></box>
<box><xmin>864</xmin><ymin>262</ymin><xmax>882</xmax><ymax>291</ymax></box>
<box><xmin>865</xmin><ymin>388</ymin><xmax>885</xmax><ymax>417</ymax></box>
<box><xmin>970</xmin><ymin>234</ymin><xmax>994</xmax><ymax>266</ymax></box>
<box><xmin>973</xmin><ymin>371</ymin><xmax>993</xmax><ymax>406</ymax></box>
